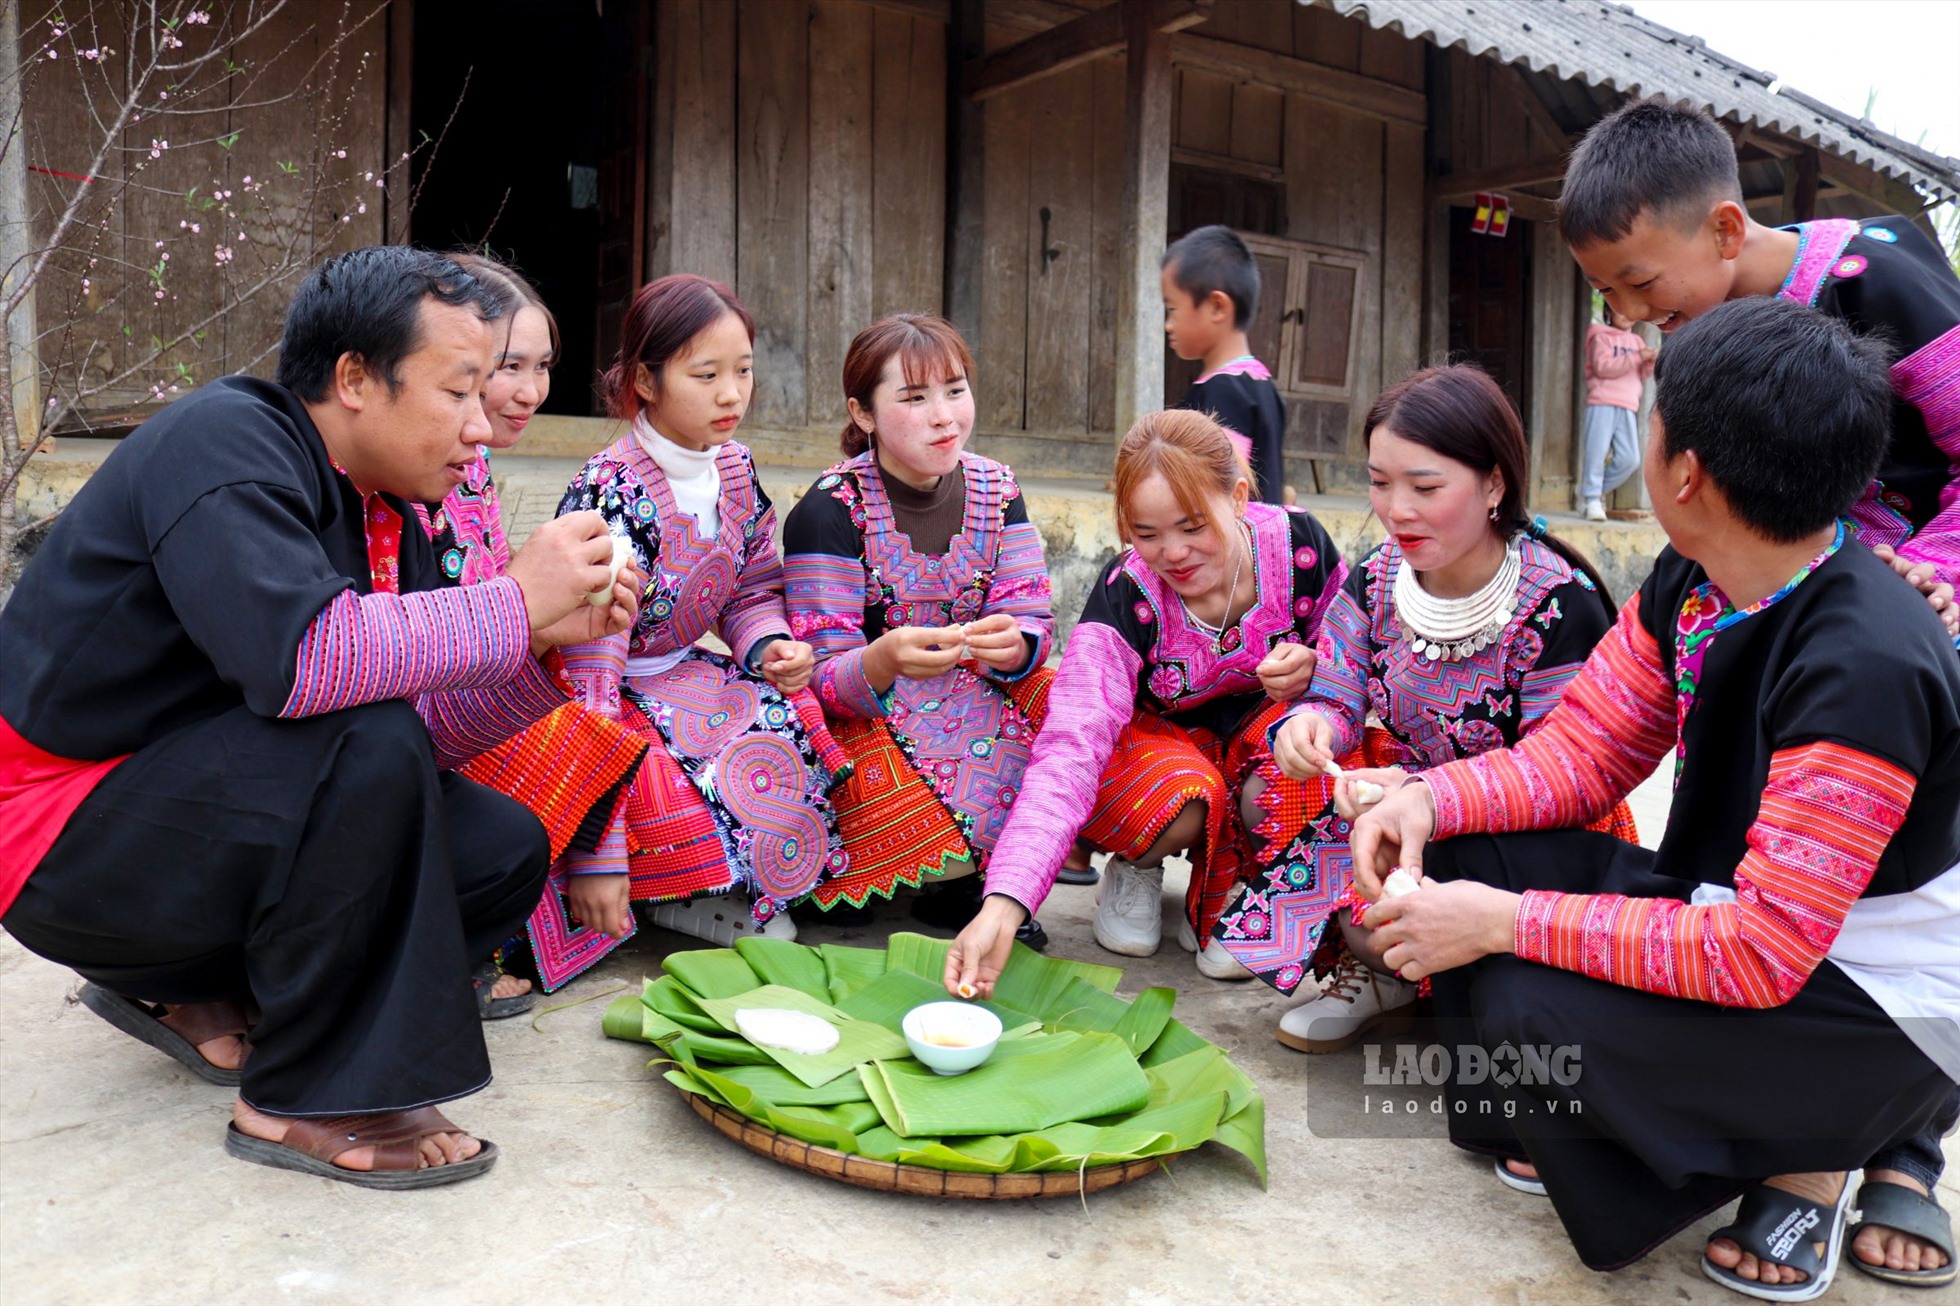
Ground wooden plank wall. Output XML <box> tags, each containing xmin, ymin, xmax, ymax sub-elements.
<box><xmin>1434</xmin><ymin>45</ymin><xmax>1585</xmax><ymax>508</ymax></box>
<box><xmin>1175</xmin><ymin>0</ymin><xmax>1426</xmax><ymax>488</ymax></box>
<box><xmin>21</xmin><ymin>1</ymin><xmax>387</xmax><ymax>414</ymax></box>
<box><xmin>973</xmin><ymin>5</ymin><xmax>1121</xmax><ymax>465</ymax></box>
<box><xmin>966</xmin><ymin>0</ymin><xmax>1428</xmax><ymax>478</ymax></box>
<box><xmin>649</xmin><ymin>0</ymin><xmax>946</xmax><ymax>449</ymax></box>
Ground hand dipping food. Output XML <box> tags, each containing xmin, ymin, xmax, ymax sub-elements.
<box><xmin>902</xmin><ymin>1001</ymin><xmax>1004</xmax><ymax>1076</ymax></box>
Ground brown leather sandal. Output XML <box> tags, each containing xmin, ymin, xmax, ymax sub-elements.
<box><xmin>77</xmin><ymin>983</ymin><xmax>251</xmax><ymax>1086</ymax></box>
<box><xmin>225</xmin><ymin>1106</ymin><xmax>499</xmax><ymax>1189</ymax></box>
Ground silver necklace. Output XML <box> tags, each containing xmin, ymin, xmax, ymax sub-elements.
<box><xmin>1394</xmin><ymin>537</ymin><xmax>1522</xmax><ymax>662</ymax></box>
<box><xmin>1180</xmin><ymin>519</ymin><xmax>1254</xmax><ymax>653</ymax></box>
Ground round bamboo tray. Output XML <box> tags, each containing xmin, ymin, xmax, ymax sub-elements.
<box><xmin>681</xmin><ymin>1090</ymin><xmax>1178</xmax><ymax>1200</ymax></box>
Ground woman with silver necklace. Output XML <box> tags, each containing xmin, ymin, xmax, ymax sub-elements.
<box><xmin>944</xmin><ymin>409</ymin><xmax>1347</xmax><ymax>994</ymax></box>
<box><xmin>1209</xmin><ymin>365</ymin><xmax>1637</xmax><ymax>1063</ymax></box>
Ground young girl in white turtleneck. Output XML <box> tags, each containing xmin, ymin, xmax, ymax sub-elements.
<box><xmin>549</xmin><ymin>275</ymin><xmax>849</xmax><ymax>960</ymax></box>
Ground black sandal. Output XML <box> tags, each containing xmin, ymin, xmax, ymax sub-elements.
<box><xmin>472</xmin><ymin>961</ymin><xmax>534</xmax><ymax>1021</ymax></box>
<box><xmin>76</xmin><ymin>983</ymin><xmax>249</xmax><ymax>1086</ymax></box>
<box><xmin>1848</xmin><ymin>1180</ymin><xmax>1956</xmax><ymax>1287</ymax></box>
<box><xmin>1701</xmin><ymin>1180</ymin><xmax>1855</xmax><ymax>1302</ymax></box>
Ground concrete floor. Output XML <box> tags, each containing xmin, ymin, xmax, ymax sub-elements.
<box><xmin>1</xmin><ymin>767</ymin><xmax>1947</xmax><ymax>1305</ymax></box>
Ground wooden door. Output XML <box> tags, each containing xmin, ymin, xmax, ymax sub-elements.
<box><xmin>1447</xmin><ymin>206</ymin><xmax>1532</xmax><ymax>421</ymax></box>
<box><xmin>593</xmin><ymin>0</ymin><xmax>651</xmax><ymax>408</ymax></box>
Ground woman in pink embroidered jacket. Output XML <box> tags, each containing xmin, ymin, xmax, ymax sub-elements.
<box><xmin>947</xmin><ymin>409</ymin><xmax>1347</xmax><ymax>994</ymax></box>
<box><xmin>781</xmin><ymin>315</ymin><xmax>1056</xmax><ymax>942</ymax></box>
<box><xmin>554</xmin><ymin>275</ymin><xmax>848</xmax><ymax>951</ymax></box>
<box><xmin>414</xmin><ymin>254</ymin><xmax>649</xmax><ymax>1008</ymax></box>
<box><xmin>1213</xmin><ymin>365</ymin><xmax>1621</xmax><ymax>1055</ymax></box>
<box><xmin>421</xmin><ymin>253</ymin><xmax>540</xmax><ymax>587</ymax></box>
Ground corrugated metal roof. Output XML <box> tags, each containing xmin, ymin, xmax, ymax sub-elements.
<box><xmin>1319</xmin><ymin>0</ymin><xmax>1960</xmax><ymax>203</ymax></box>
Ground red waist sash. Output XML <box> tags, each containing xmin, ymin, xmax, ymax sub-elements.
<box><xmin>0</xmin><ymin>715</ymin><xmax>127</xmax><ymax>916</ymax></box>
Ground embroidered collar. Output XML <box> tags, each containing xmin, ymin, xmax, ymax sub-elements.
<box><xmin>1195</xmin><ymin>354</ymin><xmax>1273</xmax><ymax>384</ymax></box>
<box><xmin>1669</xmin><ymin>521</ymin><xmax>1845</xmax><ymax>784</ymax></box>
<box><xmin>1775</xmin><ymin>218</ymin><xmax>1861</xmax><ymax>308</ymax></box>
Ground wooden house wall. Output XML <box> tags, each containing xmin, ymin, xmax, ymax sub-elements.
<box><xmin>971</xmin><ymin>22</ymin><xmax>1125</xmax><ymax>473</ymax></box>
<box><xmin>1182</xmin><ymin>0</ymin><xmax>1426</xmax><ymax>491</ymax></box>
<box><xmin>1429</xmin><ymin>45</ymin><xmax>1588</xmax><ymax>508</ymax></box>
<box><xmin>21</xmin><ymin>1</ymin><xmax>387</xmax><ymax>415</ymax></box>
<box><xmin>646</xmin><ymin>0</ymin><xmax>948</xmax><ymax>465</ymax></box>
<box><xmin>971</xmin><ymin>0</ymin><xmax>1428</xmax><ymax>484</ymax></box>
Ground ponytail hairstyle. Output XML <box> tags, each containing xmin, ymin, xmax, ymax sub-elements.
<box><xmin>839</xmin><ymin>313</ymin><xmax>975</xmax><ymax>456</ymax></box>
<box><xmin>450</xmin><ymin>251</ymin><xmax>560</xmax><ymax>362</ymax></box>
<box><xmin>1111</xmin><ymin>408</ymin><xmax>1255</xmax><ymax>542</ymax></box>
<box><xmin>602</xmin><ymin>274</ymin><xmax>754</xmax><ymax>420</ymax></box>
<box><xmin>1364</xmin><ymin>364</ymin><xmax>1615</xmax><ymax>607</ymax></box>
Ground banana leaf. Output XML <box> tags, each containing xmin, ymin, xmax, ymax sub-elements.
<box><xmin>834</xmin><ymin>967</ymin><xmax>1038</xmax><ymax>1035</ymax></box>
<box><xmin>602</xmin><ymin>988</ymin><xmax>652</xmax><ymax>1042</ymax></box>
<box><xmin>817</xmin><ymin>943</ymin><xmax>888</xmax><ymax>1004</ymax></box>
<box><xmin>858</xmin><ymin>1031</ymin><xmax>1150</xmax><ymax>1136</ymax></box>
<box><xmin>708</xmin><ymin>1062</ymin><xmax>873</xmax><ymax>1107</ymax></box>
<box><xmin>734</xmin><ymin>937</ymin><xmax>831</xmax><ymax>1001</ymax></box>
<box><xmin>691</xmin><ymin>984</ymin><xmax>910</xmax><ymax>1088</ymax></box>
<box><xmin>660</xmin><ymin>947</ymin><xmax>761</xmax><ymax>998</ymax></box>
<box><xmin>602</xmin><ymin>988</ymin><xmax>777</xmax><ymax>1065</ymax></box>
<box><xmin>988</xmin><ymin>947</ymin><xmax>1124</xmax><ymax>1012</ymax></box>
<box><xmin>1112</xmin><ymin>987</ymin><xmax>1176</xmax><ymax>1055</ymax></box>
<box><xmin>642</xmin><ymin>975</ymin><xmax>730</xmax><ymax>1034</ymax></box>
<box><xmin>603</xmin><ymin>937</ymin><xmax>1268</xmax><ymax>1185</ymax></box>
<box><xmin>667</xmin><ymin>1065</ymin><xmax>881</xmax><ymax>1152</ymax></box>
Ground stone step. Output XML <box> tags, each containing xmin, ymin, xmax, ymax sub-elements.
<box><xmin>17</xmin><ymin>441</ymin><xmax>1670</xmax><ymax>637</ymax></box>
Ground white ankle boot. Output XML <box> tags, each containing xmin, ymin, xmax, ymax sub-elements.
<box><xmin>1177</xmin><ymin>916</ymin><xmax>1255</xmax><ymax>980</ymax></box>
<box><xmin>1276</xmin><ymin>955</ymin><xmax>1416</xmax><ymax>1052</ymax></box>
<box><xmin>642</xmin><ymin>894</ymin><xmax>798</xmax><ymax>946</ymax></box>
<box><xmin>1093</xmin><ymin>858</ymin><xmax>1164</xmax><ymax>957</ymax></box>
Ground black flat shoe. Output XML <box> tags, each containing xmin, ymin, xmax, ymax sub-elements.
<box><xmin>1055</xmin><ymin>865</ymin><xmax>1100</xmax><ymax>886</ymax></box>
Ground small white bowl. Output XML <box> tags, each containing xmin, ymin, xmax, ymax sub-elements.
<box><xmin>901</xmin><ymin>1001</ymin><xmax>1003</xmax><ymax>1076</ymax></box>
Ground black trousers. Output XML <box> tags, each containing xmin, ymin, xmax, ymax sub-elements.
<box><xmin>1425</xmin><ymin>829</ymin><xmax>1955</xmax><ymax>1272</ymax></box>
<box><xmin>3</xmin><ymin>701</ymin><xmax>549</xmax><ymax>1117</ymax></box>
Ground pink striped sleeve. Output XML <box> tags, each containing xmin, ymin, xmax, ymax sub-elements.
<box><xmin>981</xmin><ymin>623</ymin><xmax>1142</xmax><ymax>918</ymax></box>
<box><xmin>1425</xmin><ymin>596</ymin><xmax>1676</xmax><ymax>837</ymax></box>
<box><xmin>1892</xmin><ymin>323</ymin><xmax>1960</xmax><ymax>587</ymax></box>
<box><xmin>1514</xmin><ymin>742</ymin><xmax>1911</xmax><ymax>1007</ymax></box>
<box><xmin>566</xmin><ymin>810</ymin><xmax>631</xmax><ymax>876</ymax></box>
<box><xmin>980</xmin><ymin>509</ymin><xmax>1056</xmax><ymax>680</ymax></box>
<box><xmin>784</xmin><ymin>550</ymin><xmax>890</xmax><ymax>720</ymax></box>
<box><xmin>717</xmin><ymin>504</ymin><xmax>794</xmax><ymax>663</ymax></box>
<box><xmin>280</xmin><ymin>576</ymin><xmax>534</xmax><ymax>717</ymax></box>
<box><xmin>415</xmin><ymin>654</ymin><xmax>566</xmax><ymax>769</ymax></box>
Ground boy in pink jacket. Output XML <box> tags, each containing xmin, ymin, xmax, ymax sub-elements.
<box><xmin>1580</xmin><ymin>304</ymin><xmax>1655</xmax><ymax>520</ymax></box>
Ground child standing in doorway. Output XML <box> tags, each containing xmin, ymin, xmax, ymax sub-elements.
<box><xmin>1579</xmin><ymin>301</ymin><xmax>1654</xmax><ymax>521</ymax></box>
<box><xmin>1162</xmin><ymin>225</ymin><xmax>1288</xmax><ymax>505</ymax></box>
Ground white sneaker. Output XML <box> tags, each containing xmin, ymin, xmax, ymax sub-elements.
<box><xmin>1177</xmin><ymin>917</ymin><xmax>1255</xmax><ymax>980</ymax></box>
<box><xmin>1275</xmin><ymin>956</ymin><xmax>1417</xmax><ymax>1052</ymax></box>
<box><xmin>642</xmin><ymin>895</ymin><xmax>798</xmax><ymax>946</ymax></box>
<box><xmin>1093</xmin><ymin>858</ymin><xmax>1164</xmax><ymax>957</ymax></box>
<box><xmin>1581</xmin><ymin>497</ymin><xmax>1607</xmax><ymax>522</ymax></box>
